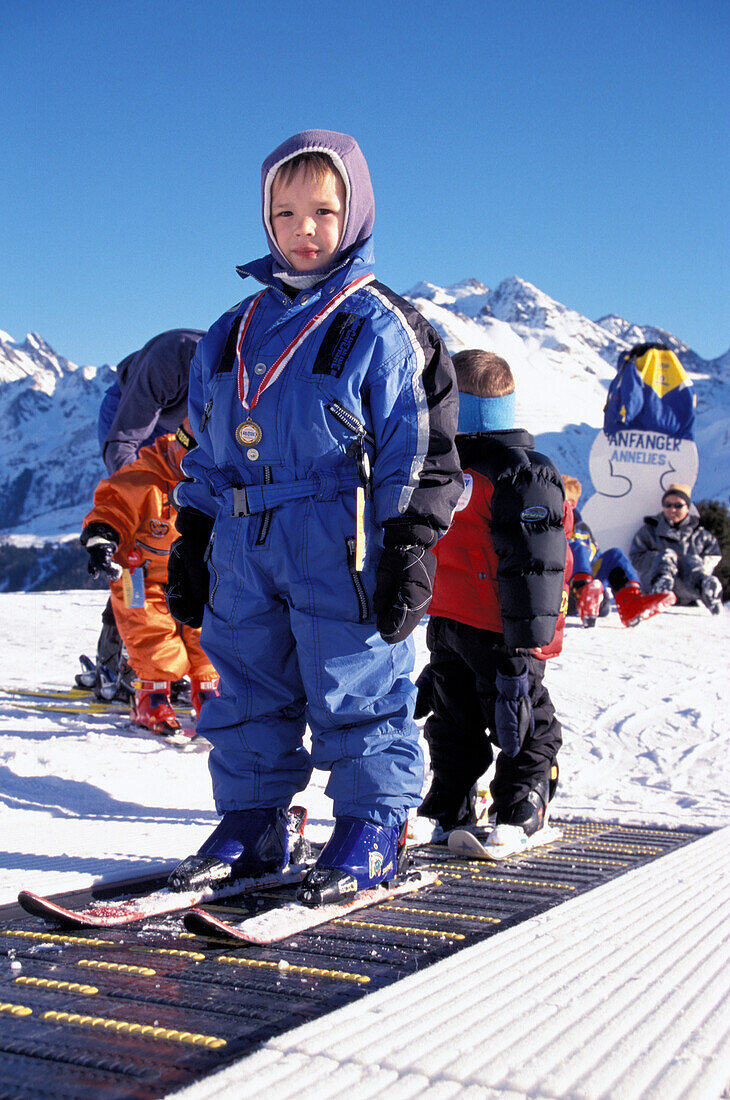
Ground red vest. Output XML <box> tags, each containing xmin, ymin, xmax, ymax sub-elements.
<box><xmin>429</xmin><ymin>471</ymin><xmax>573</xmax><ymax>657</ymax></box>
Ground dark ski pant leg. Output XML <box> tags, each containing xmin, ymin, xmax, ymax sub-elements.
<box><xmin>423</xmin><ymin>617</ymin><xmax>494</xmax><ymax>796</ymax></box>
<box><xmin>490</xmin><ymin>656</ymin><xmax>562</xmax><ymax>814</ymax></box>
<box><xmin>425</xmin><ymin>617</ymin><xmax>561</xmax><ymax>812</ymax></box>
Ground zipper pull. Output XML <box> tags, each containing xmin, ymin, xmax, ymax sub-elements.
<box><xmin>199</xmin><ymin>398</ymin><xmax>214</xmax><ymax>433</ymax></box>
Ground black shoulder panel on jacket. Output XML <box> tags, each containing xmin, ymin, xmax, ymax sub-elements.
<box><xmin>460</xmin><ymin>431</ymin><xmax>567</xmax><ymax>650</ymax></box>
<box><xmin>369</xmin><ymin>281</ymin><xmax>464</xmax><ymax>536</ymax></box>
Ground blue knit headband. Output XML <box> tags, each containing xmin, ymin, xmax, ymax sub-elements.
<box><xmin>457</xmin><ymin>391</ymin><xmax>516</xmax><ymax>433</ymax></box>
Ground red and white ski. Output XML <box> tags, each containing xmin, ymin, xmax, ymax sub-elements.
<box><xmin>183</xmin><ymin>869</ymin><xmax>438</xmax><ymax>943</ymax></box>
<box><xmin>17</xmin><ymin>807</ymin><xmax>312</xmax><ymax>928</ymax></box>
<box><xmin>17</xmin><ymin>865</ymin><xmax>310</xmax><ymax>929</ymax></box>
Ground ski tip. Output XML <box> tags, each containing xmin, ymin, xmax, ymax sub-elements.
<box><xmin>17</xmin><ymin>889</ymin><xmax>42</xmax><ymax>914</ymax></box>
<box><xmin>447</xmin><ymin>829</ymin><xmax>490</xmax><ymax>858</ymax></box>
<box><xmin>16</xmin><ymin>890</ymin><xmax>88</xmax><ymax>927</ymax></box>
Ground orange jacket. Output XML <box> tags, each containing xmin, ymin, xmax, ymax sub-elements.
<box><xmin>84</xmin><ymin>433</ymin><xmax>187</xmax><ymax>585</ymax></box>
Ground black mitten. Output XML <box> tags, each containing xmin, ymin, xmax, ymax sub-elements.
<box><xmin>374</xmin><ymin>517</ymin><xmax>438</xmax><ymax>644</ymax></box>
<box><xmin>80</xmin><ymin>522</ymin><xmax>122</xmax><ymax>580</ymax></box>
<box><xmin>494</xmin><ymin>667</ymin><xmax>534</xmax><ymax>757</ymax></box>
<box><xmin>165</xmin><ymin>507</ymin><xmax>215</xmax><ymax>628</ymax></box>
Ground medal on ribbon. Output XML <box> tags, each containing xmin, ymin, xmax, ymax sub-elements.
<box><xmin>235</xmin><ymin>418</ymin><xmax>263</xmax><ymax>446</ymax></box>
<box><xmin>233</xmin><ymin>274</ymin><xmax>375</xmax><ymax>451</ymax></box>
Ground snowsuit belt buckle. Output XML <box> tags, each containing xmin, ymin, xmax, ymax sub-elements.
<box><xmin>231</xmin><ymin>487</ymin><xmax>251</xmax><ymax>517</ymax></box>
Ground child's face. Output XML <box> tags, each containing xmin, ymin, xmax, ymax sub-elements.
<box><xmin>271</xmin><ymin>166</ymin><xmax>346</xmax><ymax>271</ymax></box>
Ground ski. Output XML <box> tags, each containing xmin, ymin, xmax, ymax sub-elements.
<box><xmin>1</xmin><ymin>687</ymin><xmax>206</xmax><ymax>751</ymax></box>
<box><xmin>1</xmin><ymin>686</ymin><xmax>189</xmax><ymax>719</ymax></box>
<box><xmin>1</xmin><ymin>686</ymin><xmax>94</xmax><ymax>701</ymax></box>
<box><xmin>183</xmin><ymin>868</ymin><xmax>438</xmax><ymax>943</ymax></box>
<box><xmin>447</xmin><ymin>822</ymin><xmax>562</xmax><ymax>861</ymax></box>
<box><xmin>17</xmin><ymin>808</ymin><xmax>313</xmax><ymax>928</ymax></box>
<box><xmin>17</xmin><ymin>866</ymin><xmax>310</xmax><ymax>929</ymax></box>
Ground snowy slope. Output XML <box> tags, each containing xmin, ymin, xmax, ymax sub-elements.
<box><xmin>1</xmin><ymin>276</ymin><xmax>728</xmax><ymax>539</ymax></box>
<box><xmin>1</xmin><ymin>590</ymin><xmax>728</xmax><ymax>1100</ymax></box>
<box><xmin>1</xmin><ymin>590</ymin><xmax>727</xmax><ymax>905</ymax></box>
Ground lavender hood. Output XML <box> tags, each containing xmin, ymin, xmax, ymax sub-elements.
<box><xmin>261</xmin><ymin>129</ymin><xmax>375</xmax><ymax>285</ymax></box>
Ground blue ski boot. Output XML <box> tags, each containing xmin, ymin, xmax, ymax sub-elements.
<box><xmin>168</xmin><ymin>807</ymin><xmax>290</xmax><ymax>892</ymax></box>
<box><xmin>297</xmin><ymin>816</ymin><xmax>407</xmax><ymax>907</ymax></box>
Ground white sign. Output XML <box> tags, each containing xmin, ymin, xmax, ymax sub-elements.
<box><xmin>581</xmin><ymin>429</ymin><xmax>699</xmax><ymax>555</ymax></box>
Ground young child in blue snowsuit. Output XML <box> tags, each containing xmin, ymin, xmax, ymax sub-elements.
<box><xmin>165</xmin><ymin>130</ymin><xmax>463</xmax><ymax>905</ymax></box>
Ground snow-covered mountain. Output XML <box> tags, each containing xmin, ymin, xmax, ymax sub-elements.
<box><xmin>1</xmin><ymin>277</ymin><xmax>728</xmax><ymax>542</ymax></box>
<box><xmin>0</xmin><ymin>331</ymin><xmax>115</xmax><ymax>537</ymax></box>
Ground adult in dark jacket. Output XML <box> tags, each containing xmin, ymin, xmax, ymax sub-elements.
<box><xmin>99</xmin><ymin>328</ymin><xmax>205</xmax><ymax>474</ymax></box>
<box><xmin>416</xmin><ymin>350</ymin><xmax>568</xmax><ymax>854</ymax></box>
<box><xmin>561</xmin><ymin>475</ymin><xmax>675</xmax><ymax>628</ymax></box>
<box><xmin>630</xmin><ymin>484</ymin><xmax>722</xmax><ymax>614</ymax></box>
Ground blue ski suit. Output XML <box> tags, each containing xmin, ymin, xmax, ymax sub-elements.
<box><xmin>570</xmin><ymin>510</ymin><xmax>640</xmax><ymax>590</ymax></box>
<box><xmin>175</xmin><ymin>241</ymin><xmax>462</xmax><ymax>827</ymax></box>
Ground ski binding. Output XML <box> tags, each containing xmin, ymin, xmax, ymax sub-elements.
<box><xmin>184</xmin><ymin>868</ymin><xmax>438</xmax><ymax>943</ymax></box>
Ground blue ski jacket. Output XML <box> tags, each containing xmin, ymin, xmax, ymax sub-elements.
<box><xmin>176</xmin><ymin>241</ymin><xmax>462</xmax><ymax>539</ymax></box>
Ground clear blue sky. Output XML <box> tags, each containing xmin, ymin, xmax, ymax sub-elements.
<box><xmin>2</xmin><ymin>0</ymin><xmax>728</xmax><ymax>366</ymax></box>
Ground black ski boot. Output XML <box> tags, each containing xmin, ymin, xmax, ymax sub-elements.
<box><xmin>168</xmin><ymin>807</ymin><xmax>301</xmax><ymax>892</ymax></box>
<box><xmin>497</xmin><ymin>773</ymin><xmax>553</xmax><ymax>838</ymax></box>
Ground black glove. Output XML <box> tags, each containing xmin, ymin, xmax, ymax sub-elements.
<box><xmin>494</xmin><ymin>666</ymin><xmax>534</xmax><ymax>757</ymax></box>
<box><xmin>165</xmin><ymin>507</ymin><xmax>215</xmax><ymax>627</ymax></box>
<box><xmin>80</xmin><ymin>522</ymin><xmax>123</xmax><ymax>580</ymax></box>
<box><xmin>414</xmin><ymin>663</ymin><xmax>435</xmax><ymax>719</ymax></box>
<box><xmin>374</xmin><ymin>517</ymin><xmax>438</xmax><ymax>645</ymax></box>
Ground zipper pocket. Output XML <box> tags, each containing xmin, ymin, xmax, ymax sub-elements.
<box><xmin>326</xmin><ymin>400</ymin><xmax>374</xmax><ymax>494</ymax></box>
<box><xmin>199</xmin><ymin>397</ymin><xmax>214</xmax><ymax>433</ymax></box>
<box><xmin>204</xmin><ymin>532</ymin><xmax>219</xmax><ymax>608</ymax></box>
<box><xmin>325</xmin><ymin>400</ymin><xmax>375</xmax><ymax>449</ymax></box>
<box><xmin>346</xmin><ymin>536</ymin><xmax>369</xmax><ymax>623</ymax></box>
<box><xmin>256</xmin><ymin>466</ymin><xmax>274</xmax><ymax>546</ymax></box>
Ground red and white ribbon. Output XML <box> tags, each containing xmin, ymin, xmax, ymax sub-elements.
<box><xmin>236</xmin><ymin>273</ymin><xmax>374</xmax><ymax>413</ymax></box>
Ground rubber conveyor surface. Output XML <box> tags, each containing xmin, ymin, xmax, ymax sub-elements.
<box><xmin>0</xmin><ymin>820</ymin><xmax>705</xmax><ymax>1100</ymax></box>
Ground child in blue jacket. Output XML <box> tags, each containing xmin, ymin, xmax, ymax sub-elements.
<box><xmin>562</xmin><ymin>476</ymin><xmax>675</xmax><ymax>627</ymax></box>
<box><xmin>165</xmin><ymin>130</ymin><xmax>462</xmax><ymax>904</ymax></box>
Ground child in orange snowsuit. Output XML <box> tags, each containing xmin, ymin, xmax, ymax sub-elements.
<box><xmin>81</xmin><ymin>423</ymin><xmax>218</xmax><ymax>733</ymax></box>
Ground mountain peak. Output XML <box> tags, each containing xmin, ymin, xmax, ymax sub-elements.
<box><xmin>0</xmin><ymin>330</ymin><xmax>77</xmax><ymax>389</ymax></box>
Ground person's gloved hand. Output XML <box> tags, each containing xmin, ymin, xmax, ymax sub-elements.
<box><xmin>656</xmin><ymin>549</ymin><xmax>678</xmax><ymax>573</ymax></box>
<box><xmin>165</xmin><ymin>507</ymin><xmax>215</xmax><ymax>627</ymax></box>
<box><xmin>80</xmin><ymin>522</ymin><xmax>123</xmax><ymax>580</ymax></box>
<box><xmin>494</xmin><ymin>666</ymin><xmax>534</xmax><ymax>757</ymax></box>
<box><xmin>374</xmin><ymin>518</ymin><xmax>437</xmax><ymax>644</ymax></box>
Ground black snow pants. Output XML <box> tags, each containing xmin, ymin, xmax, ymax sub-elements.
<box><xmin>423</xmin><ymin>616</ymin><xmax>562</xmax><ymax>814</ymax></box>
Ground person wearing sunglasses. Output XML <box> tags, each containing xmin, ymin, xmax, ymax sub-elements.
<box><xmin>630</xmin><ymin>483</ymin><xmax>723</xmax><ymax>615</ymax></box>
